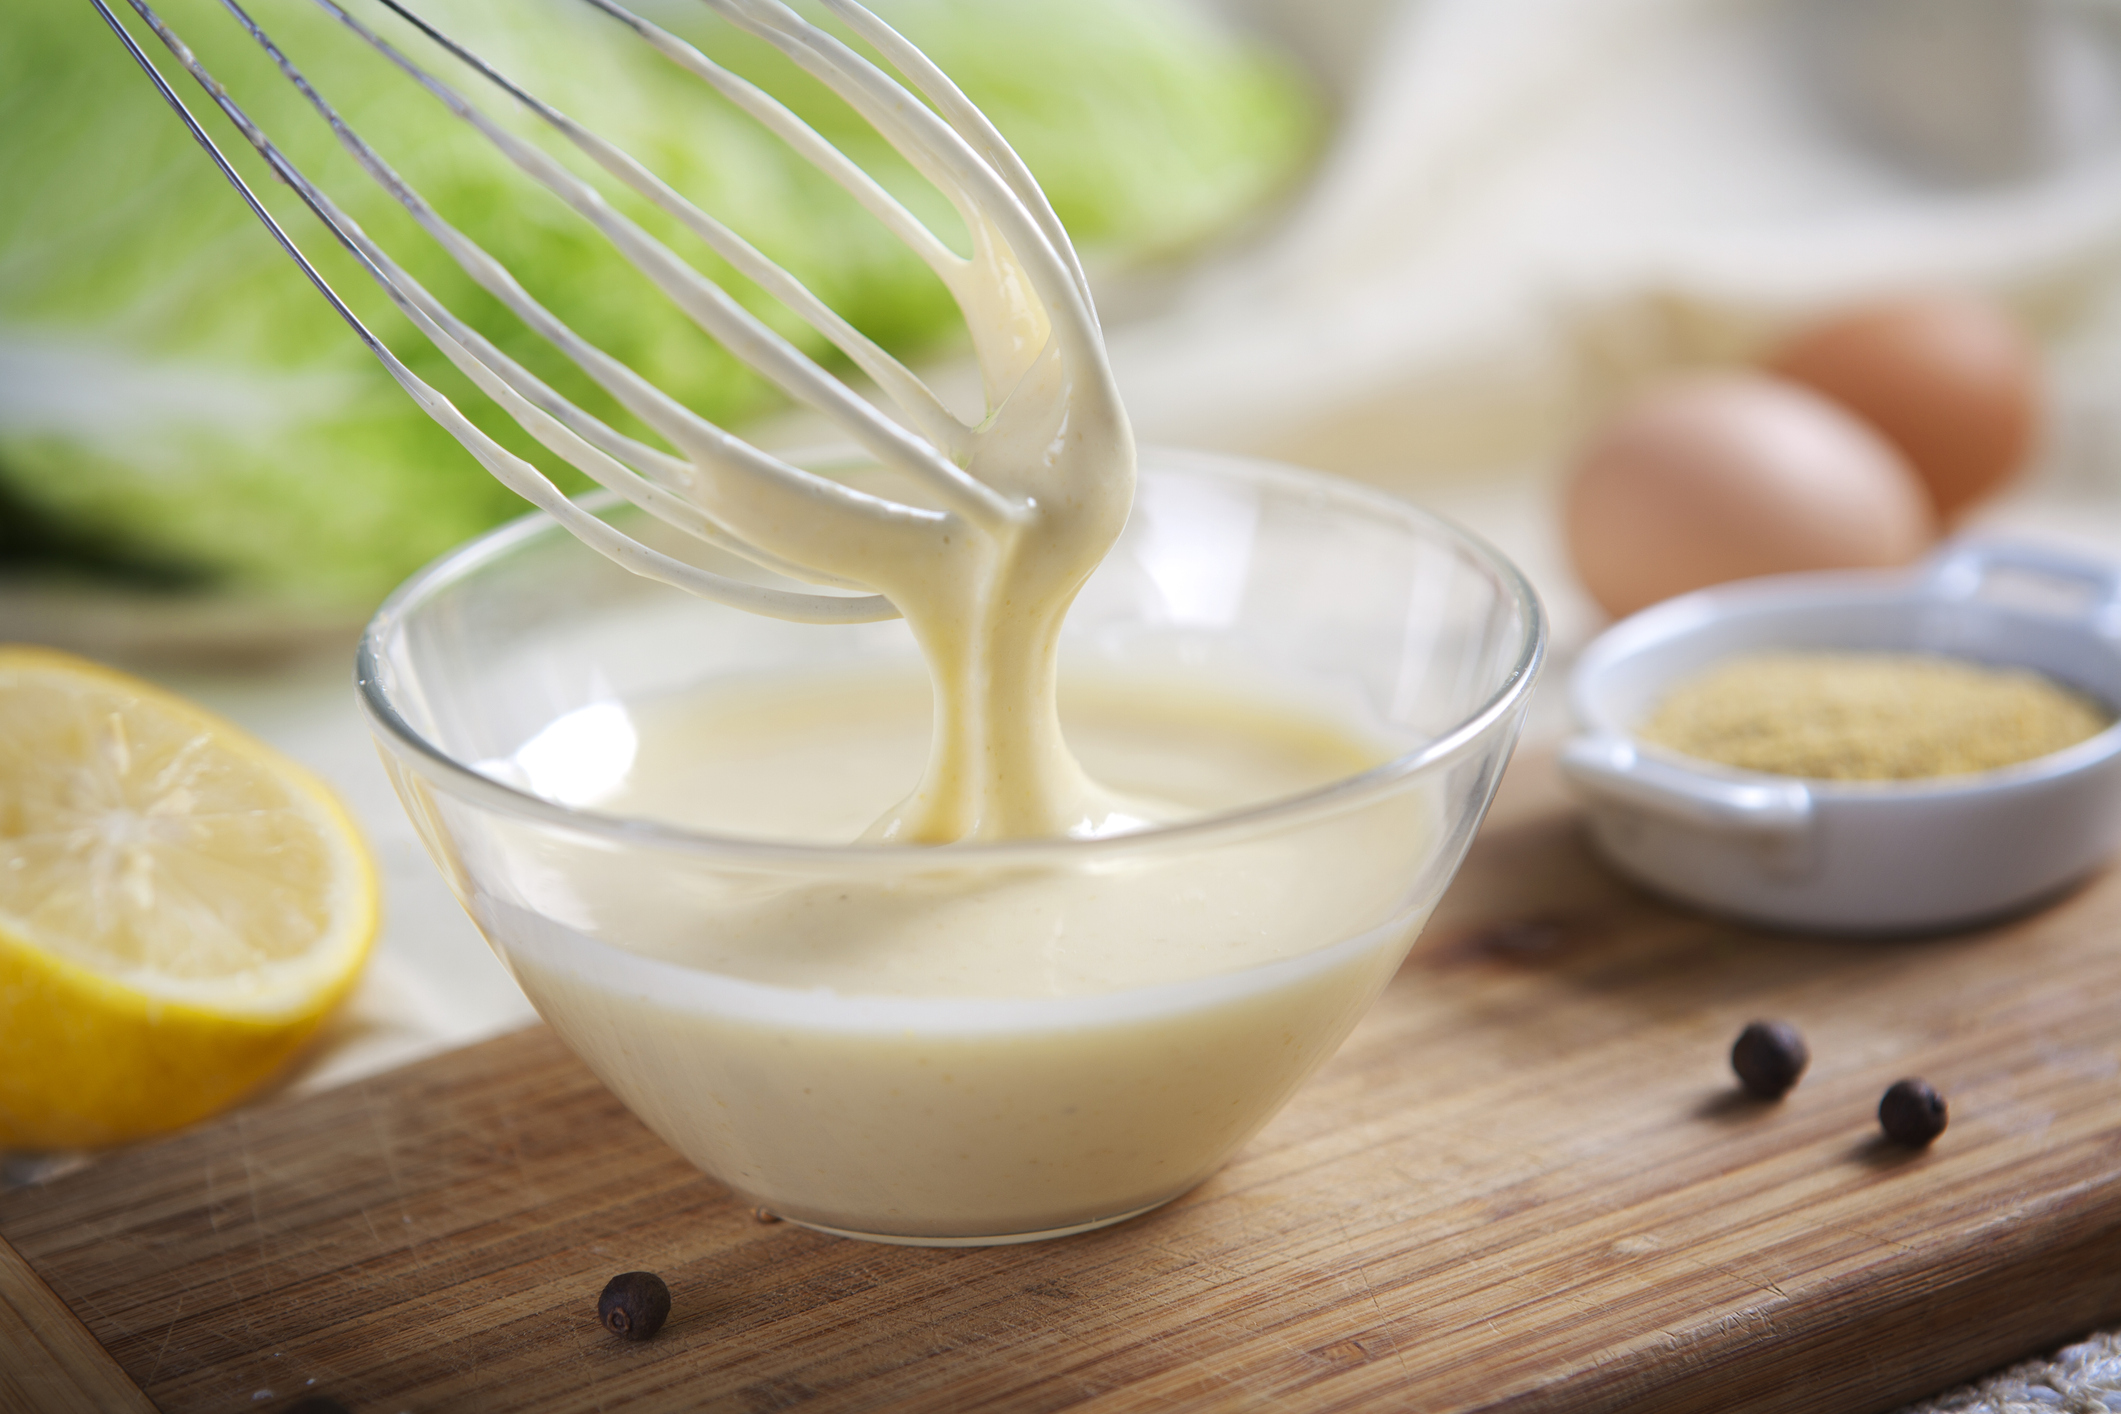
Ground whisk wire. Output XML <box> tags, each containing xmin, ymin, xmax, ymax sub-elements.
<box><xmin>369</xmin><ymin>0</ymin><xmax>974</xmax><ymax>465</ymax></box>
<box><xmin>221</xmin><ymin>0</ymin><xmax>991</xmax><ymax>555</ymax></box>
<box><xmin>812</xmin><ymin>0</ymin><xmax>1094</xmax><ymax>320</ymax></box>
<box><xmin>706</xmin><ymin>0</ymin><xmax>1106</xmax><ymax>378</ymax></box>
<box><xmin>93</xmin><ymin>0</ymin><xmax>1113</xmax><ymax>622</ymax></box>
<box><xmin>95</xmin><ymin>0</ymin><xmax>903</xmax><ymax>621</ymax></box>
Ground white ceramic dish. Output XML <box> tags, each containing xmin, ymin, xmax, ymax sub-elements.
<box><xmin>1561</xmin><ymin>540</ymin><xmax>2121</xmax><ymax>933</ymax></box>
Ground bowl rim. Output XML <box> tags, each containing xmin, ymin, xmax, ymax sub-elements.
<box><xmin>1568</xmin><ymin>558</ymin><xmax>2121</xmax><ymax>801</ymax></box>
<box><xmin>355</xmin><ymin>446</ymin><xmax>1549</xmax><ymax>863</ymax></box>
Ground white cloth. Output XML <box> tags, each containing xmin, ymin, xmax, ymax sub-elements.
<box><xmin>1116</xmin><ymin>0</ymin><xmax>2121</xmax><ymax>483</ymax></box>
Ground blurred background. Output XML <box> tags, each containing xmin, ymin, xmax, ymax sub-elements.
<box><xmin>6</xmin><ymin>0</ymin><xmax>2121</xmax><ymax>1081</ymax></box>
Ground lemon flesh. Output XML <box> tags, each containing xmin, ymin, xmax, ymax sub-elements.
<box><xmin>0</xmin><ymin>646</ymin><xmax>377</xmax><ymax>1149</ymax></box>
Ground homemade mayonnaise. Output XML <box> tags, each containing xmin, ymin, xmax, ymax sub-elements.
<box><xmin>491</xmin><ymin>667</ymin><xmax>1439</xmax><ymax>1238</ymax></box>
<box><xmin>429</xmin><ymin>30</ymin><xmax>1459</xmax><ymax>1239</ymax></box>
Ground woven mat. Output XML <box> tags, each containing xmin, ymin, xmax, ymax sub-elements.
<box><xmin>1897</xmin><ymin>1333</ymin><xmax>2121</xmax><ymax>1413</ymax></box>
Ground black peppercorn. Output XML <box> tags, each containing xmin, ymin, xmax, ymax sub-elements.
<box><xmin>1730</xmin><ymin>1020</ymin><xmax>1809</xmax><ymax>1099</ymax></box>
<box><xmin>598</xmin><ymin>1270</ymin><xmax>672</xmax><ymax>1341</ymax></box>
<box><xmin>1878</xmin><ymin>1078</ymin><xmax>1947</xmax><ymax>1146</ymax></box>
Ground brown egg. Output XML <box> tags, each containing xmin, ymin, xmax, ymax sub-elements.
<box><xmin>1564</xmin><ymin>373</ymin><xmax>1937</xmax><ymax>619</ymax></box>
<box><xmin>1768</xmin><ymin>292</ymin><xmax>2042</xmax><ymax>521</ymax></box>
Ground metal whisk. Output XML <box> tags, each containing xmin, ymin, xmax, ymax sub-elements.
<box><xmin>91</xmin><ymin>0</ymin><xmax>1127</xmax><ymax>622</ymax></box>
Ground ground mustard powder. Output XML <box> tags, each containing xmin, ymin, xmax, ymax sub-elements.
<box><xmin>1638</xmin><ymin>651</ymin><xmax>2112</xmax><ymax>781</ymax></box>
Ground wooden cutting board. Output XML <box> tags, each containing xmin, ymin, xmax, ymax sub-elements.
<box><xmin>6</xmin><ymin>748</ymin><xmax>2121</xmax><ymax>1414</ymax></box>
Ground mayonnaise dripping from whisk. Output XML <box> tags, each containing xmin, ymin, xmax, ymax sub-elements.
<box><xmin>786</xmin><ymin>216</ymin><xmax>1141</xmax><ymax>845</ymax></box>
<box><xmin>150</xmin><ymin>0</ymin><xmax>1142</xmax><ymax>846</ymax></box>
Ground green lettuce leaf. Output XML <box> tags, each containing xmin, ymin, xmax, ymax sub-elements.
<box><xmin>0</xmin><ymin>0</ymin><xmax>1318</xmax><ymax>608</ymax></box>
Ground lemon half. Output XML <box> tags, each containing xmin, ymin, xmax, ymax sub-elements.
<box><xmin>0</xmin><ymin>646</ymin><xmax>377</xmax><ymax>1149</ymax></box>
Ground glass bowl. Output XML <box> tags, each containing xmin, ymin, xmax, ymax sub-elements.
<box><xmin>357</xmin><ymin>448</ymin><xmax>1544</xmax><ymax>1245</ymax></box>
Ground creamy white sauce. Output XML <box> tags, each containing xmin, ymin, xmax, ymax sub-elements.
<box><xmin>498</xmin><ymin>670</ymin><xmax>1436</xmax><ymax>1238</ymax></box>
<box><xmin>799</xmin><ymin>231</ymin><xmax>1141</xmax><ymax>846</ymax></box>
<box><xmin>467</xmin><ymin>21</ymin><xmax>1439</xmax><ymax>1239</ymax></box>
<box><xmin>549</xmin><ymin>669</ymin><xmax>1406</xmax><ymax>995</ymax></box>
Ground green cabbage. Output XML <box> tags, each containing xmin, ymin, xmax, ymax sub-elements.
<box><xmin>0</xmin><ymin>0</ymin><xmax>1318</xmax><ymax>608</ymax></box>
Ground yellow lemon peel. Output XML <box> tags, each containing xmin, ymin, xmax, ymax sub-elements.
<box><xmin>0</xmin><ymin>646</ymin><xmax>377</xmax><ymax>1149</ymax></box>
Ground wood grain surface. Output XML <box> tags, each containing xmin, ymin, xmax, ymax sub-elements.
<box><xmin>5</xmin><ymin>749</ymin><xmax>2121</xmax><ymax>1414</ymax></box>
<box><xmin>0</xmin><ymin>1238</ymin><xmax>155</xmax><ymax>1414</ymax></box>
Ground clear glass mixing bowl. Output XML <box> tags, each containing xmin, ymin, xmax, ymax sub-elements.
<box><xmin>357</xmin><ymin>449</ymin><xmax>1544</xmax><ymax>1244</ymax></box>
